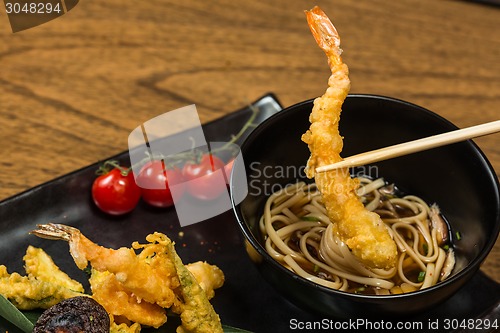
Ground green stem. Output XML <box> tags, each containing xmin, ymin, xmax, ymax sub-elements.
<box><xmin>210</xmin><ymin>104</ymin><xmax>260</xmax><ymax>155</ymax></box>
<box><xmin>96</xmin><ymin>160</ymin><xmax>130</xmax><ymax>176</ymax></box>
<box><xmin>102</xmin><ymin>103</ymin><xmax>262</xmax><ymax>174</ymax></box>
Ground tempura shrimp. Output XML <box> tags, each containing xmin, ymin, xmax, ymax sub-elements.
<box><xmin>301</xmin><ymin>6</ymin><xmax>397</xmax><ymax>269</ymax></box>
<box><xmin>31</xmin><ymin>223</ymin><xmax>180</xmax><ymax>309</ymax></box>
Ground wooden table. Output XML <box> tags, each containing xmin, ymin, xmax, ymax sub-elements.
<box><xmin>1</xmin><ymin>0</ymin><xmax>498</xmax><ymax>282</ymax></box>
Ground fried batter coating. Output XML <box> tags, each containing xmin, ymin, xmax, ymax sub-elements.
<box><xmin>88</xmin><ymin>262</ymin><xmax>225</xmax><ymax>329</ymax></box>
<box><xmin>167</xmin><ymin>243</ymin><xmax>223</xmax><ymax>333</ymax></box>
<box><xmin>24</xmin><ymin>245</ymin><xmax>84</xmax><ymax>293</ymax></box>
<box><xmin>0</xmin><ymin>246</ymin><xmax>84</xmax><ymax>310</ymax></box>
<box><xmin>90</xmin><ymin>269</ymin><xmax>167</xmax><ymax>328</ymax></box>
<box><xmin>302</xmin><ymin>6</ymin><xmax>397</xmax><ymax>269</ymax></box>
<box><xmin>185</xmin><ymin>261</ymin><xmax>224</xmax><ymax>300</ymax></box>
<box><xmin>0</xmin><ymin>265</ymin><xmax>82</xmax><ymax>310</ymax></box>
<box><xmin>110</xmin><ymin>315</ymin><xmax>142</xmax><ymax>333</ymax></box>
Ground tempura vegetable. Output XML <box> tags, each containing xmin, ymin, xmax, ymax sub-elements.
<box><xmin>167</xmin><ymin>242</ymin><xmax>223</xmax><ymax>333</ymax></box>
<box><xmin>0</xmin><ymin>246</ymin><xmax>83</xmax><ymax>310</ymax></box>
<box><xmin>24</xmin><ymin>245</ymin><xmax>84</xmax><ymax>293</ymax></box>
<box><xmin>185</xmin><ymin>261</ymin><xmax>225</xmax><ymax>300</ymax></box>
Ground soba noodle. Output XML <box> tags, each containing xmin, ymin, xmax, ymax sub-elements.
<box><xmin>259</xmin><ymin>177</ymin><xmax>456</xmax><ymax>295</ymax></box>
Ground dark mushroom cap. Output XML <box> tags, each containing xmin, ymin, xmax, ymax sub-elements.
<box><xmin>33</xmin><ymin>296</ymin><xmax>109</xmax><ymax>333</ymax></box>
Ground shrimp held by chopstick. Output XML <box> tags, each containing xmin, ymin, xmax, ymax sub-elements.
<box><xmin>302</xmin><ymin>6</ymin><xmax>397</xmax><ymax>269</ymax></box>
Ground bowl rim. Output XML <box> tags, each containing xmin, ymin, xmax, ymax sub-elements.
<box><xmin>231</xmin><ymin>93</ymin><xmax>500</xmax><ymax>300</ymax></box>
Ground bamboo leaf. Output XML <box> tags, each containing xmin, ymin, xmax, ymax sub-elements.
<box><xmin>22</xmin><ymin>310</ymin><xmax>42</xmax><ymax>324</ymax></box>
<box><xmin>0</xmin><ymin>295</ymin><xmax>34</xmax><ymax>333</ymax></box>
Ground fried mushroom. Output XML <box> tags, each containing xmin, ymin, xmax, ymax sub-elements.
<box><xmin>33</xmin><ymin>296</ymin><xmax>110</xmax><ymax>333</ymax></box>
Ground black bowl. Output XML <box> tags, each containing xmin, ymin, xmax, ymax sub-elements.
<box><xmin>230</xmin><ymin>94</ymin><xmax>500</xmax><ymax>318</ymax></box>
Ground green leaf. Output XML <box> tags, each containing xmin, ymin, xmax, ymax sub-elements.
<box><xmin>0</xmin><ymin>294</ymin><xmax>34</xmax><ymax>333</ymax></box>
<box><xmin>223</xmin><ymin>324</ymin><xmax>254</xmax><ymax>333</ymax></box>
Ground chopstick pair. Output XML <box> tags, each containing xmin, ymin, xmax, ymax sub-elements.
<box><xmin>315</xmin><ymin>120</ymin><xmax>500</xmax><ymax>173</ymax></box>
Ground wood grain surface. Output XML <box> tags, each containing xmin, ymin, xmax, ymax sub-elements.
<box><xmin>1</xmin><ymin>1</ymin><xmax>499</xmax><ymax>281</ymax></box>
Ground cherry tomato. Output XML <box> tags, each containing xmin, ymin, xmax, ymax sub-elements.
<box><xmin>92</xmin><ymin>168</ymin><xmax>141</xmax><ymax>215</ymax></box>
<box><xmin>136</xmin><ymin>161</ymin><xmax>185</xmax><ymax>208</ymax></box>
<box><xmin>182</xmin><ymin>154</ymin><xmax>227</xmax><ymax>200</ymax></box>
<box><xmin>224</xmin><ymin>158</ymin><xmax>235</xmax><ymax>181</ymax></box>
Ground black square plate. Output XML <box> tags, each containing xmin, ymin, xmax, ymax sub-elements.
<box><xmin>0</xmin><ymin>94</ymin><xmax>498</xmax><ymax>332</ymax></box>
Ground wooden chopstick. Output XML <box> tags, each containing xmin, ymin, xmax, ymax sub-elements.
<box><xmin>315</xmin><ymin>120</ymin><xmax>500</xmax><ymax>173</ymax></box>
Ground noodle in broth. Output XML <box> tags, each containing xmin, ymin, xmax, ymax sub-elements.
<box><xmin>259</xmin><ymin>177</ymin><xmax>456</xmax><ymax>295</ymax></box>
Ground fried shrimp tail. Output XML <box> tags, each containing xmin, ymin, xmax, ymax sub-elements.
<box><xmin>302</xmin><ymin>6</ymin><xmax>397</xmax><ymax>269</ymax></box>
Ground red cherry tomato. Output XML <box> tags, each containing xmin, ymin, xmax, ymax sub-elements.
<box><xmin>92</xmin><ymin>168</ymin><xmax>141</xmax><ymax>215</ymax></box>
<box><xmin>182</xmin><ymin>154</ymin><xmax>227</xmax><ymax>200</ymax></box>
<box><xmin>224</xmin><ymin>158</ymin><xmax>235</xmax><ymax>181</ymax></box>
<box><xmin>136</xmin><ymin>161</ymin><xmax>185</xmax><ymax>208</ymax></box>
